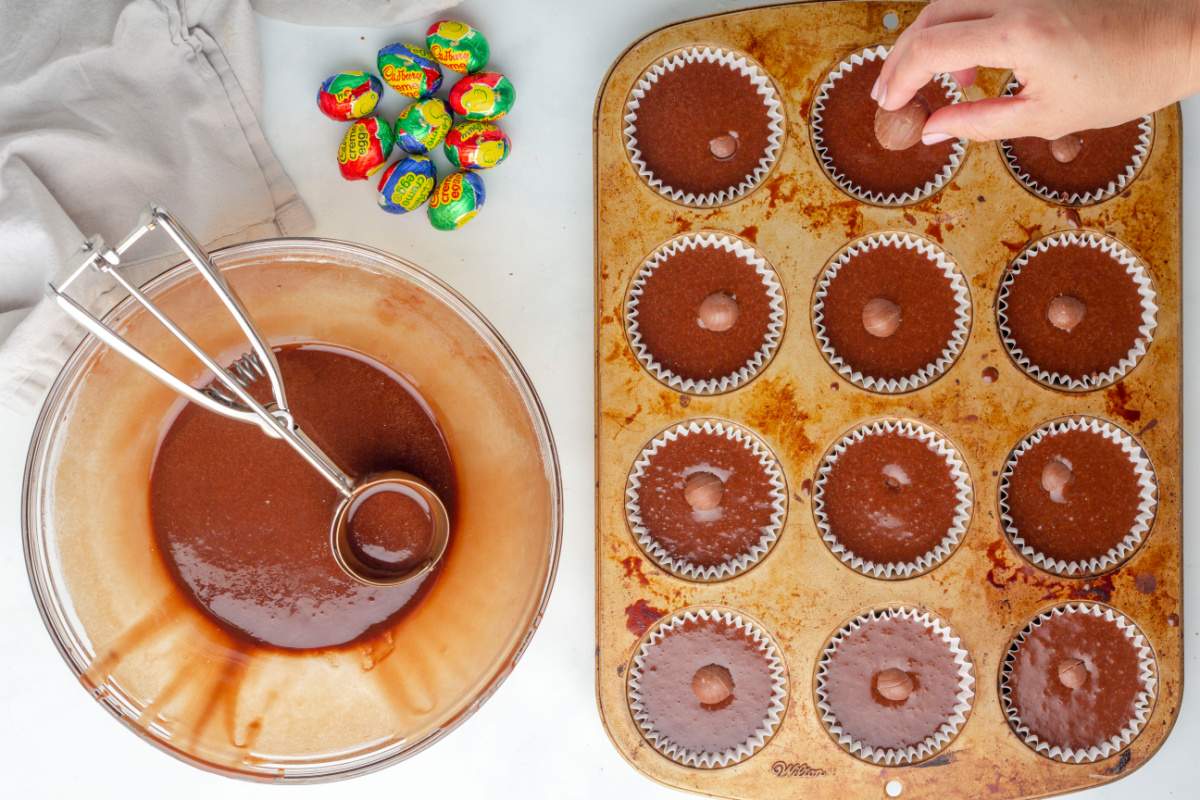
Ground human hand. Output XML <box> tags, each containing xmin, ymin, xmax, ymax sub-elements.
<box><xmin>872</xmin><ymin>0</ymin><xmax>1200</xmax><ymax>144</ymax></box>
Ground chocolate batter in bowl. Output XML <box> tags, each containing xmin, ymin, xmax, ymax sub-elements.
<box><xmin>23</xmin><ymin>239</ymin><xmax>561</xmax><ymax>780</ymax></box>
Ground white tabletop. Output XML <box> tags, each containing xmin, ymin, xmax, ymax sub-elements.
<box><xmin>1</xmin><ymin>1</ymin><xmax>1196</xmax><ymax>797</ymax></box>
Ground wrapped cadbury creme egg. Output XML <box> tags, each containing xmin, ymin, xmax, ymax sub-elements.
<box><xmin>425</xmin><ymin>19</ymin><xmax>490</xmax><ymax>74</ymax></box>
<box><xmin>317</xmin><ymin>71</ymin><xmax>382</xmax><ymax>121</ymax></box>
<box><xmin>444</xmin><ymin>121</ymin><xmax>510</xmax><ymax>170</ymax></box>
<box><xmin>395</xmin><ymin>97</ymin><xmax>454</xmax><ymax>155</ymax></box>
<box><xmin>428</xmin><ymin>171</ymin><xmax>485</xmax><ymax>230</ymax></box>
<box><xmin>337</xmin><ymin>116</ymin><xmax>394</xmax><ymax>180</ymax></box>
<box><xmin>448</xmin><ymin>72</ymin><xmax>516</xmax><ymax>121</ymax></box>
<box><xmin>377</xmin><ymin>42</ymin><xmax>443</xmax><ymax>99</ymax></box>
<box><xmin>377</xmin><ymin>155</ymin><xmax>437</xmax><ymax>214</ymax></box>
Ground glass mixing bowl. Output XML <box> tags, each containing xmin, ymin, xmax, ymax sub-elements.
<box><xmin>22</xmin><ymin>239</ymin><xmax>561</xmax><ymax>781</ymax></box>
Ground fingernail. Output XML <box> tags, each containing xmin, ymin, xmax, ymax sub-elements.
<box><xmin>922</xmin><ymin>132</ymin><xmax>953</xmax><ymax>145</ymax></box>
<box><xmin>870</xmin><ymin>79</ymin><xmax>886</xmax><ymax>106</ymax></box>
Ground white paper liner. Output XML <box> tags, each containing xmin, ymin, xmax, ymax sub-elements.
<box><xmin>999</xmin><ymin>416</ymin><xmax>1158</xmax><ymax>577</ymax></box>
<box><xmin>810</xmin><ymin>45</ymin><xmax>966</xmax><ymax>206</ymax></box>
<box><xmin>627</xmin><ymin>607</ymin><xmax>788</xmax><ymax>768</ymax></box>
<box><xmin>625</xmin><ymin>232</ymin><xmax>786</xmax><ymax>395</ymax></box>
<box><xmin>626</xmin><ymin>419</ymin><xmax>787</xmax><ymax>581</ymax></box>
<box><xmin>1000</xmin><ymin>602</ymin><xmax>1158</xmax><ymax>764</ymax></box>
<box><xmin>999</xmin><ymin>77</ymin><xmax>1154</xmax><ymax>206</ymax></box>
<box><xmin>812</xmin><ymin>232</ymin><xmax>971</xmax><ymax>393</ymax></box>
<box><xmin>812</xmin><ymin>419</ymin><xmax>972</xmax><ymax>579</ymax></box>
<box><xmin>996</xmin><ymin>230</ymin><xmax>1157</xmax><ymax>391</ymax></box>
<box><xmin>815</xmin><ymin>606</ymin><xmax>975</xmax><ymax>765</ymax></box>
<box><xmin>623</xmin><ymin>46</ymin><xmax>785</xmax><ymax>207</ymax></box>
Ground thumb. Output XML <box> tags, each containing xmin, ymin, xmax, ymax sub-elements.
<box><xmin>921</xmin><ymin>96</ymin><xmax>1041</xmax><ymax>143</ymax></box>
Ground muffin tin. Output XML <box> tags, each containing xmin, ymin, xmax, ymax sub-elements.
<box><xmin>594</xmin><ymin>3</ymin><xmax>1181</xmax><ymax>799</ymax></box>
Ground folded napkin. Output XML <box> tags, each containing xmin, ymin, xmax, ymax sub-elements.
<box><xmin>0</xmin><ymin>0</ymin><xmax>314</xmax><ymax>412</ymax></box>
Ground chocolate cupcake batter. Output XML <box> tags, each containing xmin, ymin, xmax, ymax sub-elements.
<box><xmin>630</xmin><ymin>60</ymin><xmax>774</xmax><ymax>197</ymax></box>
<box><xmin>1001</xmin><ymin>241</ymin><xmax>1147</xmax><ymax>380</ymax></box>
<box><xmin>818</xmin><ymin>430</ymin><xmax>961</xmax><ymax>568</ymax></box>
<box><xmin>816</xmin><ymin>55</ymin><xmax>957</xmax><ymax>198</ymax></box>
<box><xmin>634</xmin><ymin>429</ymin><xmax>778</xmax><ymax>569</ymax></box>
<box><xmin>150</xmin><ymin>344</ymin><xmax>457</xmax><ymax>650</ymax></box>
<box><xmin>632</xmin><ymin>243</ymin><xmax>775</xmax><ymax>383</ymax></box>
<box><xmin>1005</xmin><ymin>113</ymin><xmax>1146</xmax><ymax>200</ymax></box>
<box><xmin>633</xmin><ymin>616</ymin><xmax>777</xmax><ymax>755</ymax></box>
<box><xmin>818</xmin><ymin>243</ymin><xmax>962</xmax><ymax>382</ymax></box>
<box><xmin>1005</xmin><ymin>427</ymin><xmax>1147</xmax><ymax>566</ymax></box>
<box><xmin>1006</xmin><ymin>609</ymin><xmax>1148</xmax><ymax>752</ymax></box>
<box><xmin>821</xmin><ymin>613</ymin><xmax>964</xmax><ymax>752</ymax></box>
<box><xmin>347</xmin><ymin>483</ymin><xmax>437</xmax><ymax>575</ymax></box>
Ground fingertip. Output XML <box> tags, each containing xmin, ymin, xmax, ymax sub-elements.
<box><xmin>951</xmin><ymin>67</ymin><xmax>977</xmax><ymax>88</ymax></box>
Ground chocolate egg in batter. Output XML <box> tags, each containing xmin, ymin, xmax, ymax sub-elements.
<box><xmin>150</xmin><ymin>344</ymin><xmax>457</xmax><ymax>650</ymax></box>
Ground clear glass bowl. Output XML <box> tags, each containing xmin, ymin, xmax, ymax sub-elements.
<box><xmin>22</xmin><ymin>239</ymin><xmax>561</xmax><ymax>781</ymax></box>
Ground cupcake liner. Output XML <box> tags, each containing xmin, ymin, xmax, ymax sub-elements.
<box><xmin>815</xmin><ymin>606</ymin><xmax>975</xmax><ymax>765</ymax></box>
<box><xmin>623</xmin><ymin>47</ymin><xmax>785</xmax><ymax>207</ymax></box>
<box><xmin>812</xmin><ymin>232</ymin><xmax>971</xmax><ymax>393</ymax></box>
<box><xmin>812</xmin><ymin>419</ymin><xmax>973</xmax><ymax>579</ymax></box>
<box><xmin>999</xmin><ymin>416</ymin><xmax>1158</xmax><ymax>577</ymax></box>
<box><xmin>996</xmin><ymin>230</ymin><xmax>1158</xmax><ymax>391</ymax></box>
<box><xmin>1000</xmin><ymin>602</ymin><xmax>1158</xmax><ymax>764</ymax></box>
<box><xmin>810</xmin><ymin>45</ymin><xmax>967</xmax><ymax>206</ymax></box>
<box><xmin>625</xmin><ymin>232</ymin><xmax>786</xmax><ymax>395</ymax></box>
<box><xmin>999</xmin><ymin>77</ymin><xmax>1153</xmax><ymax>206</ymax></box>
<box><xmin>627</xmin><ymin>607</ymin><xmax>789</xmax><ymax>768</ymax></box>
<box><xmin>626</xmin><ymin>419</ymin><xmax>788</xmax><ymax>581</ymax></box>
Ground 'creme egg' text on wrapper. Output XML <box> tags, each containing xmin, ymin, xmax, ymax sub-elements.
<box><xmin>377</xmin><ymin>42</ymin><xmax>444</xmax><ymax>99</ymax></box>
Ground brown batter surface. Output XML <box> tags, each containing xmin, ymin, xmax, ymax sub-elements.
<box><xmin>819</xmin><ymin>244</ymin><xmax>960</xmax><ymax>381</ymax></box>
<box><xmin>635</xmin><ymin>430</ymin><xmax>777</xmax><ymax>568</ymax></box>
<box><xmin>634</xmin><ymin>617</ymin><xmax>776</xmax><ymax>754</ymax></box>
<box><xmin>1007</xmin><ymin>610</ymin><xmax>1145</xmax><ymax>751</ymax></box>
<box><xmin>1006</xmin><ymin>118</ymin><xmax>1144</xmax><ymax>199</ymax></box>
<box><xmin>150</xmin><ymin>344</ymin><xmax>457</xmax><ymax>650</ymax></box>
<box><xmin>822</xmin><ymin>614</ymin><xmax>963</xmax><ymax>751</ymax></box>
<box><xmin>1006</xmin><ymin>428</ymin><xmax>1144</xmax><ymax>565</ymax></box>
<box><xmin>631</xmin><ymin>60</ymin><xmax>774</xmax><ymax>196</ymax></box>
<box><xmin>816</xmin><ymin>56</ymin><xmax>956</xmax><ymax>198</ymax></box>
<box><xmin>819</xmin><ymin>431</ymin><xmax>959</xmax><ymax>567</ymax></box>
<box><xmin>347</xmin><ymin>484</ymin><xmax>436</xmax><ymax>575</ymax></box>
<box><xmin>1002</xmin><ymin>243</ymin><xmax>1145</xmax><ymax>380</ymax></box>
<box><xmin>633</xmin><ymin>245</ymin><xmax>773</xmax><ymax>382</ymax></box>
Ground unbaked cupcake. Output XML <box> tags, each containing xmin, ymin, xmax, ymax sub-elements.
<box><xmin>997</xmin><ymin>231</ymin><xmax>1156</xmax><ymax>391</ymax></box>
<box><xmin>810</xmin><ymin>45</ymin><xmax>966</xmax><ymax>205</ymax></box>
<box><xmin>626</xmin><ymin>420</ymin><xmax>787</xmax><ymax>582</ymax></box>
<box><xmin>625</xmin><ymin>232</ymin><xmax>785</xmax><ymax>395</ymax></box>
<box><xmin>999</xmin><ymin>416</ymin><xmax>1157</xmax><ymax>577</ymax></box>
<box><xmin>813</xmin><ymin>232</ymin><xmax>970</xmax><ymax>392</ymax></box>
<box><xmin>627</xmin><ymin>607</ymin><xmax>788</xmax><ymax>768</ymax></box>
<box><xmin>815</xmin><ymin>606</ymin><xmax>974</xmax><ymax>765</ymax></box>
<box><xmin>1001</xmin><ymin>602</ymin><xmax>1157</xmax><ymax>763</ymax></box>
<box><xmin>812</xmin><ymin>420</ymin><xmax>972</xmax><ymax>579</ymax></box>
<box><xmin>999</xmin><ymin>78</ymin><xmax>1153</xmax><ymax>206</ymax></box>
<box><xmin>624</xmin><ymin>47</ymin><xmax>784</xmax><ymax>206</ymax></box>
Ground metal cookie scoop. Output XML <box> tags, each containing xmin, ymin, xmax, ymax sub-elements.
<box><xmin>49</xmin><ymin>204</ymin><xmax>450</xmax><ymax>587</ymax></box>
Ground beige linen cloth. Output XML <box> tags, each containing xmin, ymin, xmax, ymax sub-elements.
<box><xmin>0</xmin><ymin>0</ymin><xmax>458</xmax><ymax>412</ymax></box>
